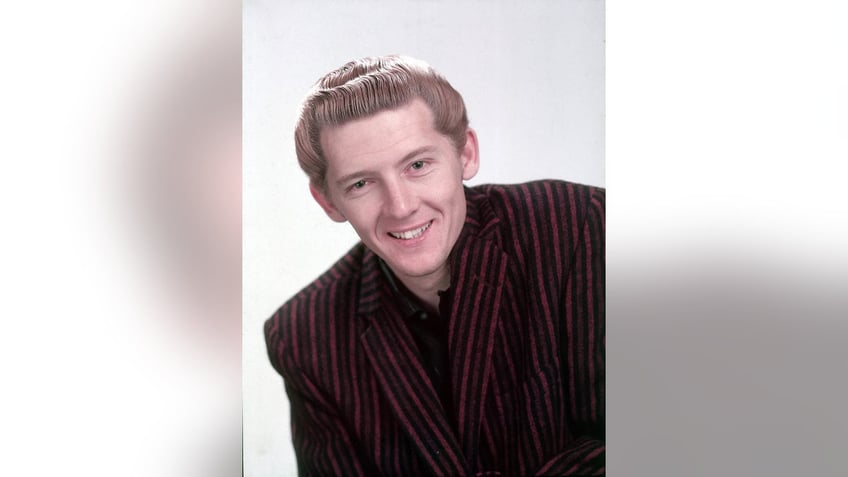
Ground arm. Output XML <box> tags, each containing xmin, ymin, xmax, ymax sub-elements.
<box><xmin>265</xmin><ymin>315</ymin><xmax>373</xmax><ymax>477</ymax></box>
<box><xmin>536</xmin><ymin>186</ymin><xmax>606</xmax><ymax>476</ymax></box>
<box><xmin>533</xmin><ymin>437</ymin><xmax>604</xmax><ymax>476</ymax></box>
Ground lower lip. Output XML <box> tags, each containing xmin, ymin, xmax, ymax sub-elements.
<box><xmin>389</xmin><ymin>221</ymin><xmax>433</xmax><ymax>246</ymax></box>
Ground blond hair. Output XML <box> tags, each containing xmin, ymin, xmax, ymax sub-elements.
<box><xmin>294</xmin><ymin>55</ymin><xmax>469</xmax><ymax>191</ymax></box>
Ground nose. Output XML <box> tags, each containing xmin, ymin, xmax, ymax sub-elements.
<box><xmin>382</xmin><ymin>179</ymin><xmax>418</xmax><ymax>219</ymax></box>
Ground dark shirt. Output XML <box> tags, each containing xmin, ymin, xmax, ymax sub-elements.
<box><xmin>377</xmin><ymin>258</ymin><xmax>453</xmax><ymax>417</ymax></box>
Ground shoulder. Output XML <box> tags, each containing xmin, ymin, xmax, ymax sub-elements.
<box><xmin>264</xmin><ymin>242</ymin><xmax>368</xmax><ymax>376</ymax></box>
<box><xmin>460</xmin><ymin>180</ymin><xmax>604</xmax><ymax>283</ymax></box>
<box><xmin>468</xmin><ymin>179</ymin><xmax>604</xmax><ymax>230</ymax></box>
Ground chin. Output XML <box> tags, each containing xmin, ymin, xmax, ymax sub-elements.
<box><xmin>385</xmin><ymin>256</ymin><xmax>443</xmax><ymax>279</ymax></box>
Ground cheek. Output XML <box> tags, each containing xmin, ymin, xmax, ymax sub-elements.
<box><xmin>439</xmin><ymin>183</ymin><xmax>466</xmax><ymax>207</ymax></box>
<box><xmin>445</xmin><ymin>188</ymin><xmax>468</xmax><ymax>225</ymax></box>
<box><xmin>339</xmin><ymin>203</ymin><xmax>379</xmax><ymax>234</ymax></box>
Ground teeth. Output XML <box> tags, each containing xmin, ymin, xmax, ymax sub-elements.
<box><xmin>389</xmin><ymin>221</ymin><xmax>431</xmax><ymax>240</ymax></box>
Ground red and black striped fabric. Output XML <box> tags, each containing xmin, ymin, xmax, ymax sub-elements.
<box><xmin>265</xmin><ymin>180</ymin><xmax>605</xmax><ymax>476</ymax></box>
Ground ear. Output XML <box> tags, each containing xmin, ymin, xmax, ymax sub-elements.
<box><xmin>460</xmin><ymin>128</ymin><xmax>480</xmax><ymax>181</ymax></box>
<box><xmin>309</xmin><ymin>183</ymin><xmax>347</xmax><ymax>223</ymax></box>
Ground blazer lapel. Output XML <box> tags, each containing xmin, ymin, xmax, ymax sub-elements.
<box><xmin>357</xmin><ymin>252</ymin><xmax>466</xmax><ymax>476</ymax></box>
<box><xmin>447</xmin><ymin>236</ymin><xmax>509</xmax><ymax>467</ymax></box>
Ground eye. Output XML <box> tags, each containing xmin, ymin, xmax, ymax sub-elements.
<box><xmin>409</xmin><ymin>160</ymin><xmax>429</xmax><ymax>172</ymax></box>
<box><xmin>347</xmin><ymin>179</ymin><xmax>368</xmax><ymax>193</ymax></box>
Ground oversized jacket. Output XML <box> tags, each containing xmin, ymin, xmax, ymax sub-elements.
<box><xmin>265</xmin><ymin>180</ymin><xmax>605</xmax><ymax>476</ymax></box>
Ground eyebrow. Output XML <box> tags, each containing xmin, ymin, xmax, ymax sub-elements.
<box><xmin>333</xmin><ymin>145</ymin><xmax>438</xmax><ymax>188</ymax></box>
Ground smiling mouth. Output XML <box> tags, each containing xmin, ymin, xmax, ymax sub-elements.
<box><xmin>388</xmin><ymin>221</ymin><xmax>432</xmax><ymax>240</ymax></box>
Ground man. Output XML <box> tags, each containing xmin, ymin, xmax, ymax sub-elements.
<box><xmin>265</xmin><ymin>55</ymin><xmax>605</xmax><ymax>476</ymax></box>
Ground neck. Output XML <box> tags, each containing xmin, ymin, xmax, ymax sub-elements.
<box><xmin>397</xmin><ymin>266</ymin><xmax>450</xmax><ymax>311</ymax></box>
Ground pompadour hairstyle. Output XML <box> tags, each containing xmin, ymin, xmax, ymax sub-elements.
<box><xmin>294</xmin><ymin>55</ymin><xmax>469</xmax><ymax>191</ymax></box>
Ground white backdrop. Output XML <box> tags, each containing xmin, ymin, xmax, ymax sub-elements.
<box><xmin>244</xmin><ymin>1</ymin><xmax>604</xmax><ymax>475</ymax></box>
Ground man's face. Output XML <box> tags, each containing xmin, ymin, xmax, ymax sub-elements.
<box><xmin>313</xmin><ymin>99</ymin><xmax>479</xmax><ymax>289</ymax></box>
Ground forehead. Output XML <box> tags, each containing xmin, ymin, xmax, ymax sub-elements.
<box><xmin>319</xmin><ymin>99</ymin><xmax>448</xmax><ymax>174</ymax></box>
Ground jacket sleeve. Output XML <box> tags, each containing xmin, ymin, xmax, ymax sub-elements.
<box><xmin>535</xmin><ymin>186</ymin><xmax>605</xmax><ymax>476</ymax></box>
<box><xmin>533</xmin><ymin>436</ymin><xmax>605</xmax><ymax>476</ymax></box>
<box><xmin>265</xmin><ymin>313</ymin><xmax>373</xmax><ymax>477</ymax></box>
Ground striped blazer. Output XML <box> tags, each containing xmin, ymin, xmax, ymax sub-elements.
<box><xmin>265</xmin><ymin>180</ymin><xmax>605</xmax><ymax>476</ymax></box>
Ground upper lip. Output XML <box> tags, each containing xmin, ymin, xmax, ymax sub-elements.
<box><xmin>388</xmin><ymin>220</ymin><xmax>431</xmax><ymax>235</ymax></box>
